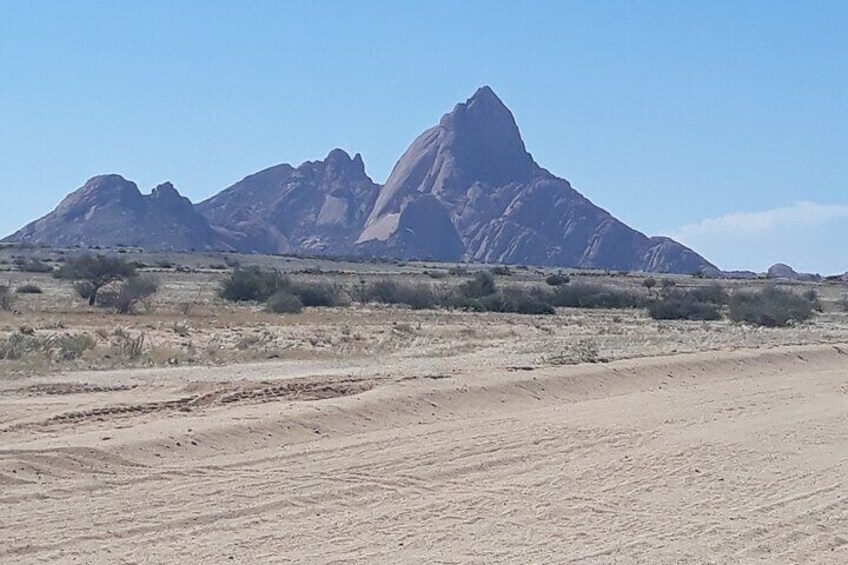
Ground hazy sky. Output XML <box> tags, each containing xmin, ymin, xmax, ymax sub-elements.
<box><xmin>1</xmin><ymin>1</ymin><xmax>845</xmax><ymax>273</ymax></box>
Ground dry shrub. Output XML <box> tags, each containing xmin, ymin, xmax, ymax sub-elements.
<box><xmin>729</xmin><ymin>286</ymin><xmax>814</xmax><ymax>327</ymax></box>
<box><xmin>648</xmin><ymin>288</ymin><xmax>723</xmax><ymax>321</ymax></box>
<box><xmin>545</xmin><ymin>339</ymin><xmax>603</xmax><ymax>365</ymax></box>
<box><xmin>265</xmin><ymin>291</ymin><xmax>303</xmax><ymax>314</ymax></box>
<box><xmin>98</xmin><ymin>275</ymin><xmax>159</xmax><ymax>314</ymax></box>
<box><xmin>0</xmin><ymin>285</ymin><xmax>13</xmax><ymax>311</ymax></box>
<box><xmin>16</xmin><ymin>283</ymin><xmax>42</xmax><ymax>294</ymax></box>
<box><xmin>0</xmin><ymin>331</ymin><xmax>95</xmax><ymax>361</ymax></box>
<box><xmin>112</xmin><ymin>330</ymin><xmax>145</xmax><ymax>360</ymax></box>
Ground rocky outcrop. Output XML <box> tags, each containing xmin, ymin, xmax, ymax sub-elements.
<box><xmin>3</xmin><ymin>175</ymin><xmax>229</xmax><ymax>251</ymax></box>
<box><xmin>766</xmin><ymin>263</ymin><xmax>821</xmax><ymax>282</ymax></box>
<box><xmin>357</xmin><ymin>87</ymin><xmax>713</xmax><ymax>273</ymax></box>
<box><xmin>197</xmin><ymin>149</ymin><xmax>379</xmax><ymax>255</ymax></box>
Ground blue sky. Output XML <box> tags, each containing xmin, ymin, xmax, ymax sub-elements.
<box><xmin>1</xmin><ymin>1</ymin><xmax>845</xmax><ymax>273</ymax></box>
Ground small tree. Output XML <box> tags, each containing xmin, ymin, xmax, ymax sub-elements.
<box><xmin>57</xmin><ymin>255</ymin><xmax>136</xmax><ymax>305</ymax></box>
<box><xmin>109</xmin><ymin>276</ymin><xmax>159</xmax><ymax>314</ymax></box>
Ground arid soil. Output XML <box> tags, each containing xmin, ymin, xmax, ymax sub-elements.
<box><xmin>2</xmin><ymin>341</ymin><xmax>848</xmax><ymax>564</ymax></box>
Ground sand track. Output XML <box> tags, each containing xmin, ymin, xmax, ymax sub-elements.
<box><xmin>2</xmin><ymin>344</ymin><xmax>847</xmax><ymax>563</ymax></box>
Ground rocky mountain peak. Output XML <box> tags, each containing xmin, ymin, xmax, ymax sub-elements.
<box><xmin>437</xmin><ymin>86</ymin><xmax>536</xmax><ymax>186</ymax></box>
<box><xmin>55</xmin><ymin>174</ymin><xmax>142</xmax><ymax>218</ymax></box>
<box><xmin>358</xmin><ymin>86</ymin><xmax>713</xmax><ymax>272</ymax></box>
<box><xmin>151</xmin><ymin>181</ymin><xmax>179</xmax><ymax>197</ymax></box>
<box><xmin>322</xmin><ymin>148</ymin><xmax>367</xmax><ymax>181</ymax></box>
<box><xmin>73</xmin><ymin>174</ymin><xmax>138</xmax><ymax>199</ymax></box>
<box><xmin>150</xmin><ymin>181</ymin><xmax>195</xmax><ymax>215</ymax></box>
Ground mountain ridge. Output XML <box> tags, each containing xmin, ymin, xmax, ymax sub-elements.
<box><xmin>4</xmin><ymin>87</ymin><xmax>715</xmax><ymax>273</ymax></box>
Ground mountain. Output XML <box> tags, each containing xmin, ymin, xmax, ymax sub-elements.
<box><xmin>3</xmin><ymin>87</ymin><xmax>715</xmax><ymax>273</ymax></box>
<box><xmin>3</xmin><ymin>175</ymin><xmax>229</xmax><ymax>251</ymax></box>
<box><xmin>766</xmin><ymin>263</ymin><xmax>821</xmax><ymax>282</ymax></box>
<box><xmin>197</xmin><ymin>149</ymin><xmax>380</xmax><ymax>255</ymax></box>
<box><xmin>357</xmin><ymin>86</ymin><xmax>712</xmax><ymax>273</ymax></box>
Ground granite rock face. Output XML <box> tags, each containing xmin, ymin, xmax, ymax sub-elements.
<box><xmin>197</xmin><ymin>149</ymin><xmax>380</xmax><ymax>255</ymax></box>
<box><xmin>4</xmin><ymin>175</ymin><xmax>229</xmax><ymax>251</ymax></box>
<box><xmin>357</xmin><ymin>87</ymin><xmax>713</xmax><ymax>273</ymax></box>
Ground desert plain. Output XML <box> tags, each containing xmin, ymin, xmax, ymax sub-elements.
<box><xmin>1</xmin><ymin>248</ymin><xmax>847</xmax><ymax>564</ymax></box>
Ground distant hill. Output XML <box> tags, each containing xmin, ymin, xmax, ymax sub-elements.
<box><xmin>766</xmin><ymin>263</ymin><xmax>821</xmax><ymax>282</ymax></box>
<box><xmin>4</xmin><ymin>175</ymin><xmax>229</xmax><ymax>251</ymax></box>
<box><xmin>4</xmin><ymin>87</ymin><xmax>715</xmax><ymax>274</ymax></box>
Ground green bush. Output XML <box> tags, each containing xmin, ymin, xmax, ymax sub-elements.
<box><xmin>14</xmin><ymin>257</ymin><xmax>53</xmax><ymax>273</ymax></box>
<box><xmin>221</xmin><ymin>268</ymin><xmax>350</xmax><ymax>308</ymax></box>
<box><xmin>265</xmin><ymin>291</ymin><xmax>303</xmax><ymax>314</ymax></box>
<box><xmin>728</xmin><ymin>286</ymin><xmax>814</xmax><ymax>327</ymax></box>
<box><xmin>479</xmin><ymin>287</ymin><xmax>556</xmax><ymax>315</ymax></box>
<box><xmin>545</xmin><ymin>272</ymin><xmax>570</xmax><ymax>286</ymax></box>
<box><xmin>490</xmin><ymin>265</ymin><xmax>512</xmax><ymax>276</ymax></box>
<box><xmin>16</xmin><ymin>284</ymin><xmax>43</xmax><ymax>294</ymax></box>
<box><xmin>363</xmin><ymin>280</ymin><xmax>438</xmax><ymax>309</ymax></box>
<box><xmin>688</xmin><ymin>283</ymin><xmax>727</xmax><ymax>305</ymax></box>
<box><xmin>442</xmin><ymin>294</ymin><xmax>486</xmax><ymax>312</ymax></box>
<box><xmin>289</xmin><ymin>281</ymin><xmax>347</xmax><ymax>307</ymax></box>
<box><xmin>457</xmin><ymin>271</ymin><xmax>497</xmax><ymax>299</ymax></box>
<box><xmin>647</xmin><ymin>293</ymin><xmax>722</xmax><ymax>321</ymax></box>
<box><xmin>219</xmin><ymin>267</ymin><xmax>287</xmax><ymax>302</ymax></box>
<box><xmin>548</xmin><ymin>283</ymin><xmax>645</xmax><ymax>309</ymax></box>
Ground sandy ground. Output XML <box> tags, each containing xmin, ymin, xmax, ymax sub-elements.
<box><xmin>2</xmin><ymin>342</ymin><xmax>847</xmax><ymax>564</ymax></box>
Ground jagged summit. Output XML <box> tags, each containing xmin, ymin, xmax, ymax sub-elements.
<box><xmin>197</xmin><ymin>149</ymin><xmax>380</xmax><ymax>254</ymax></box>
<box><xmin>324</xmin><ymin>147</ymin><xmax>365</xmax><ymax>169</ymax></box>
<box><xmin>438</xmin><ymin>85</ymin><xmax>537</xmax><ymax>186</ymax></box>
<box><xmin>151</xmin><ymin>181</ymin><xmax>179</xmax><ymax>197</ymax></box>
<box><xmin>359</xmin><ymin>86</ymin><xmax>537</xmax><ymax>245</ymax></box>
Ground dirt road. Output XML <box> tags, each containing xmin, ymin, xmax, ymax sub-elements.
<box><xmin>2</xmin><ymin>344</ymin><xmax>847</xmax><ymax>563</ymax></box>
